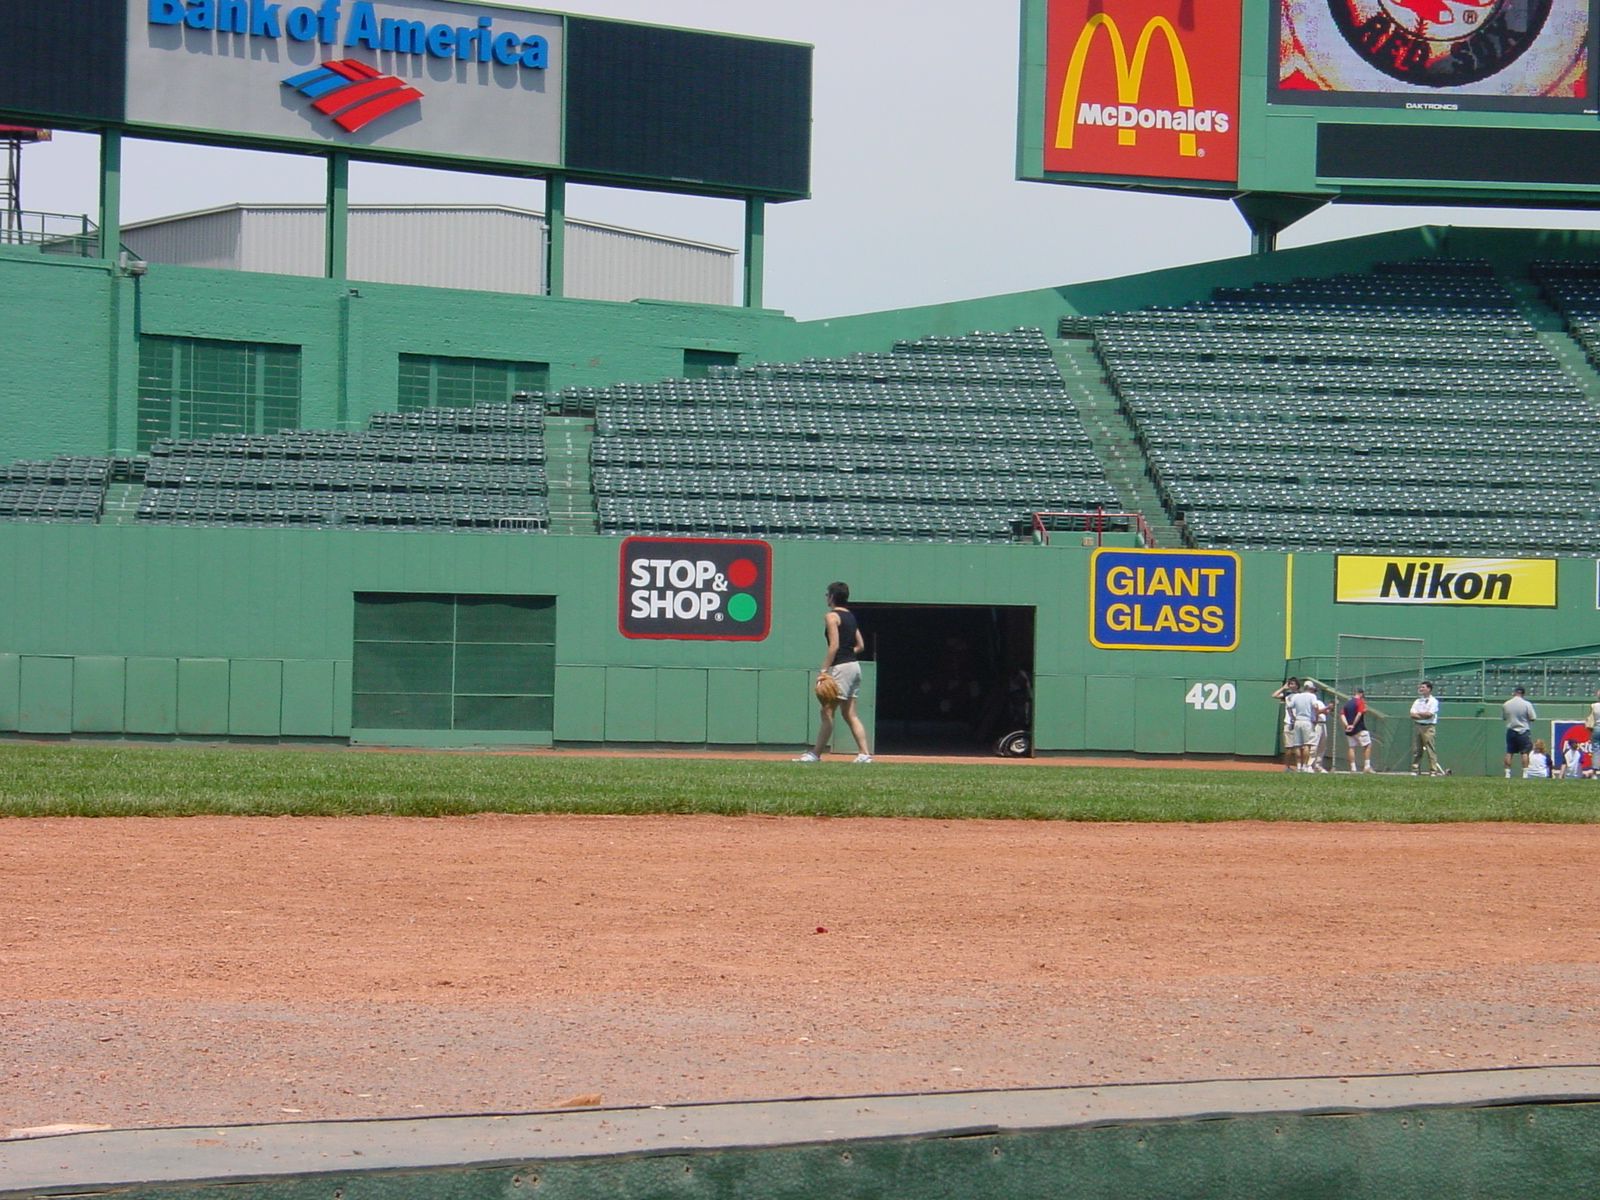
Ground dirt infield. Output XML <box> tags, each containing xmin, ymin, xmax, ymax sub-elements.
<box><xmin>4</xmin><ymin>815</ymin><xmax>1599</xmax><ymax>1136</ymax></box>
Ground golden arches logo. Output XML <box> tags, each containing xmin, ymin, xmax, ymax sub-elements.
<box><xmin>1055</xmin><ymin>13</ymin><xmax>1198</xmax><ymax>157</ymax></box>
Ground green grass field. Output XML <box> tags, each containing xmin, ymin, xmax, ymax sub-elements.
<box><xmin>0</xmin><ymin>743</ymin><xmax>1595</xmax><ymax>822</ymax></box>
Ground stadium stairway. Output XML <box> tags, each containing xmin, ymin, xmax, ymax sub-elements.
<box><xmin>543</xmin><ymin>415</ymin><xmax>599</xmax><ymax>534</ymax></box>
<box><xmin>1505</xmin><ymin>274</ymin><xmax>1600</xmax><ymax>396</ymax></box>
<box><xmin>101</xmin><ymin>482</ymin><xmax>144</xmax><ymax>525</ymax></box>
<box><xmin>1052</xmin><ymin>333</ymin><xmax>1184</xmax><ymax>547</ymax></box>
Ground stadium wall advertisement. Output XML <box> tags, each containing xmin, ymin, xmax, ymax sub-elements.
<box><xmin>1038</xmin><ymin>0</ymin><xmax>1241</xmax><ymax>184</ymax></box>
<box><xmin>0</xmin><ymin>0</ymin><xmax>813</xmax><ymax>197</ymax></box>
<box><xmin>1020</xmin><ymin>0</ymin><xmax>1600</xmax><ymax>204</ymax></box>
<box><xmin>128</xmin><ymin>0</ymin><xmax>565</xmax><ymax>166</ymax></box>
<box><xmin>1334</xmin><ymin>555</ymin><xmax>1559</xmax><ymax>607</ymax></box>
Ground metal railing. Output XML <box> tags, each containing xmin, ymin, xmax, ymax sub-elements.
<box><xmin>1031</xmin><ymin>508</ymin><xmax>1157</xmax><ymax>548</ymax></box>
<box><xmin>0</xmin><ymin>209</ymin><xmax>102</xmax><ymax>257</ymax></box>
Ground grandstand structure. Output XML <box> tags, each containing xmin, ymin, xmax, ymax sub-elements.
<box><xmin>1086</xmin><ymin>258</ymin><xmax>1600</xmax><ymax>554</ymax></box>
<box><xmin>5</xmin><ymin>234</ymin><xmax>1600</xmax><ymax>766</ymax></box>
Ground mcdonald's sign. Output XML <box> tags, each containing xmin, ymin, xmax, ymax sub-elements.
<box><xmin>1043</xmin><ymin>0</ymin><xmax>1240</xmax><ymax>184</ymax></box>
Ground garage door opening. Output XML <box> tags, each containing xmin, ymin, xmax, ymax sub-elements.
<box><xmin>851</xmin><ymin>604</ymin><xmax>1036</xmax><ymax>757</ymax></box>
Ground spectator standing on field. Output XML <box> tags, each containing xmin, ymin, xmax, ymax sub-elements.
<box><xmin>1409</xmin><ymin>680</ymin><xmax>1448</xmax><ymax>776</ymax></box>
<box><xmin>1502</xmin><ymin>685</ymin><xmax>1538</xmax><ymax>778</ymax></box>
<box><xmin>1342</xmin><ymin>688</ymin><xmax>1376</xmax><ymax>773</ymax></box>
<box><xmin>1271</xmin><ymin>676</ymin><xmax>1301</xmax><ymax>772</ymax></box>
<box><xmin>1306</xmin><ymin>681</ymin><xmax>1332</xmax><ymax>772</ymax></box>
<box><xmin>1284</xmin><ymin>681</ymin><xmax>1322</xmax><ymax>773</ymax></box>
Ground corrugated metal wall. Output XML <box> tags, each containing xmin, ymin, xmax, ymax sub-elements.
<box><xmin>121</xmin><ymin>206</ymin><xmax>735</xmax><ymax>304</ymax></box>
<box><xmin>122</xmin><ymin>208</ymin><xmax>246</xmax><ymax>272</ymax></box>
<box><xmin>566</xmin><ymin>221</ymin><xmax>733</xmax><ymax>304</ymax></box>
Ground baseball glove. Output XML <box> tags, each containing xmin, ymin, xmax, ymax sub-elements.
<box><xmin>814</xmin><ymin>672</ymin><xmax>842</xmax><ymax>704</ymax></box>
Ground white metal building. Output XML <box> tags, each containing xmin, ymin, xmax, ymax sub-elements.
<box><xmin>120</xmin><ymin>204</ymin><xmax>737</xmax><ymax>305</ymax></box>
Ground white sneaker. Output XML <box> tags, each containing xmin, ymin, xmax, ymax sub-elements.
<box><xmin>794</xmin><ymin>751</ymin><xmax>820</xmax><ymax>763</ymax></box>
<box><xmin>853</xmin><ymin>754</ymin><xmax>873</xmax><ymax>764</ymax></box>
<box><xmin>1363</xmin><ymin>765</ymin><xmax>1376</xmax><ymax>774</ymax></box>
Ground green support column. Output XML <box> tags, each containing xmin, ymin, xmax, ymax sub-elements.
<box><xmin>325</xmin><ymin>153</ymin><xmax>349</xmax><ymax>280</ymax></box>
<box><xmin>743</xmin><ymin>197</ymin><xmax>765</xmax><ymax>309</ymax></box>
<box><xmin>98</xmin><ymin>130</ymin><xmax>122</xmax><ymax>260</ymax></box>
<box><xmin>545</xmin><ymin>175</ymin><xmax>566</xmax><ymax>298</ymax></box>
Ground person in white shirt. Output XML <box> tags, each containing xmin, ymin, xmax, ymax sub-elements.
<box><xmin>1409</xmin><ymin>680</ymin><xmax>1447</xmax><ymax>776</ymax></box>
<box><xmin>1305</xmin><ymin>681</ymin><xmax>1332</xmax><ymax>772</ymax></box>
<box><xmin>1284</xmin><ymin>681</ymin><xmax>1323</xmax><ymax>773</ymax></box>
<box><xmin>1524</xmin><ymin>739</ymin><xmax>1552</xmax><ymax>779</ymax></box>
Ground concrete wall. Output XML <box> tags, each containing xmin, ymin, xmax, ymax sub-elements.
<box><xmin>0</xmin><ymin>245</ymin><xmax>787</xmax><ymax>456</ymax></box>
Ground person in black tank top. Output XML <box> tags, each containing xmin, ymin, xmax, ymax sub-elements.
<box><xmin>795</xmin><ymin>581</ymin><xmax>873</xmax><ymax>764</ymax></box>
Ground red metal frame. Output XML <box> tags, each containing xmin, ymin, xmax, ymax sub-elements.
<box><xmin>1031</xmin><ymin>508</ymin><xmax>1156</xmax><ymax>548</ymax></box>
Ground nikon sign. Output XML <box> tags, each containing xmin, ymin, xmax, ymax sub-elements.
<box><xmin>1336</xmin><ymin>556</ymin><xmax>1558</xmax><ymax>608</ymax></box>
<box><xmin>1042</xmin><ymin>0</ymin><xmax>1241</xmax><ymax>183</ymax></box>
<box><xmin>619</xmin><ymin>538</ymin><xmax>773</xmax><ymax>641</ymax></box>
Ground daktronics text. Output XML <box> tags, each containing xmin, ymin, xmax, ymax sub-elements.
<box><xmin>1043</xmin><ymin>0</ymin><xmax>1241</xmax><ymax>184</ymax></box>
<box><xmin>148</xmin><ymin>1</ymin><xmax>551</xmax><ymax>70</ymax></box>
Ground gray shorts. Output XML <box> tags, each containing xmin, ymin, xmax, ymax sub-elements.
<box><xmin>1285</xmin><ymin>718</ymin><xmax>1314</xmax><ymax>748</ymax></box>
<box><xmin>827</xmin><ymin>661</ymin><xmax>862</xmax><ymax>702</ymax></box>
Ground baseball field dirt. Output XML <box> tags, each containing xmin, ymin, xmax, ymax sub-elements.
<box><xmin>4</xmin><ymin>812</ymin><xmax>1599</xmax><ymax>1135</ymax></box>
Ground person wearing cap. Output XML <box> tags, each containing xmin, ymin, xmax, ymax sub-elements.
<box><xmin>1283</xmin><ymin>680</ymin><xmax>1324</xmax><ymax>773</ymax></box>
<box><xmin>1502</xmin><ymin>685</ymin><xmax>1538</xmax><ymax>778</ymax></box>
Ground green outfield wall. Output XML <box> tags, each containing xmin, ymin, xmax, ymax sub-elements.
<box><xmin>1</xmin><ymin>522</ymin><xmax>1597</xmax><ymax>767</ymax></box>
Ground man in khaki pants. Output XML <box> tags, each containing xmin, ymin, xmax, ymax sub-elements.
<box><xmin>1409</xmin><ymin>680</ymin><xmax>1447</xmax><ymax>776</ymax></box>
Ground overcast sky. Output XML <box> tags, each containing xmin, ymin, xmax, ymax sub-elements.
<box><xmin>17</xmin><ymin>0</ymin><xmax>1600</xmax><ymax>319</ymax></box>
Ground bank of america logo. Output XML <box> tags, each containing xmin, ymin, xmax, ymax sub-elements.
<box><xmin>282</xmin><ymin>60</ymin><xmax>423</xmax><ymax>134</ymax></box>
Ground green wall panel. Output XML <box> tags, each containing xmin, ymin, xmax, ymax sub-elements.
<box><xmin>0</xmin><ymin>653</ymin><xmax>18</xmax><ymax>732</ymax></box>
<box><xmin>126</xmin><ymin>658</ymin><xmax>179</xmax><ymax>735</ymax></box>
<box><xmin>758</xmin><ymin>669</ymin><xmax>809</xmax><ymax>746</ymax></box>
<box><xmin>1134</xmin><ymin>676</ymin><xmax>1187</xmax><ymax>755</ymax></box>
<box><xmin>1084</xmin><ymin>676</ymin><xmax>1137</xmax><ymax>752</ymax></box>
<box><xmin>332</xmin><ymin>660</ymin><xmax>353</xmax><ymax>738</ymax></box>
<box><xmin>1183</xmin><ymin>677</ymin><xmax>1240</xmax><ymax>755</ymax></box>
<box><xmin>18</xmin><ymin>655</ymin><xmax>73</xmax><ymax>734</ymax></box>
<box><xmin>1033</xmin><ymin>674</ymin><xmax>1085</xmax><ymax>751</ymax></box>
<box><xmin>707</xmin><ymin>670</ymin><xmax>760</xmax><ymax>744</ymax></box>
<box><xmin>1235</xmin><ymin>680</ymin><xmax>1288</xmax><ymax>758</ymax></box>
<box><xmin>604</xmin><ymin>667</ymin><xmax>656</xmax><ymax>741</ymax></box>
<box><xmin>656</xmin><ymin>669</ymin><xmax>708</xmax><ymax>743</ymax></box>
<box><xmin>229</xmin><ymin>660</ymin><xmax>284</xmax><ymax>737</ymax></box>
<box><xmin>281</xmin><ymin>661</ymin><xmax>337</xmax><ymax>738</ymax></box>
<box><xmin>177</xmin><ymin>659</ymin><xmax>231</xmax><ymax>736</ymax></box>
<box><xmin>72</xmin><ymin>656</ymin><xmax>127</xmax><ymax>733</ymax></box>
<box><xmin>555</xmin><ymin>666</ymin><xmax>606</xmax><ymax>742</ymax></box>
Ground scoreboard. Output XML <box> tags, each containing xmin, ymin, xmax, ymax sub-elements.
<box><xmin>1019</xmin><ymin>0</ymin><xmax>1600</xmax><ymax>206</ymax></box>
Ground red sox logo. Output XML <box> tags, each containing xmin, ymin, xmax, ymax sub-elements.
<box><xmin>1328</xmin><ymin>0</ymin><xmax>1550</xmax><ymax>86</ymax></box>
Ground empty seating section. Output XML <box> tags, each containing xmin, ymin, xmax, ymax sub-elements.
<box><xmin>0</xmin><ymin>456</ymin><xmax>111</xmax><ymax>522</ymax></box>
<box><xmin>134</xmin><ymin>402</ymin><xmax>549</xmax><ymax>530</ymax></box>
<box><xmin>1096</xmin><ymin>259</ymin><xmax>1600</xmax><ymax>553</ymax></box>
<box><xmin>589</xmin><ymin>328</ymin><xmax>1116</xmax><ymax>541</ymax></box>
<box><xmin>1534</xmin><ymin>260</ymin><xmax>1600</xmax><ymax>370</ymax></box>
